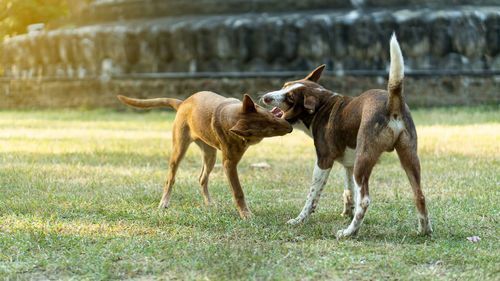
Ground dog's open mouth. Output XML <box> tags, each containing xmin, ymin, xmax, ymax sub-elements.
<box><xmin>271</xmin><ymin>107</ymin><xmax>283</xmax><ymax>118</ymax></box>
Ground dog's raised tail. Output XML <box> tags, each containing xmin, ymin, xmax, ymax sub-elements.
<box><xmin>388</xmin><ymin>33</ymin><xmax>404</xmax><ymax>117</ymax></box>
<box><xmin>117</xmin><ymin>95</ymin><xmax>182</xmax><ymax>111</ymax></box>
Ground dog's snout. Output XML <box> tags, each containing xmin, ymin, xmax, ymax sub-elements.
<box><xmin>263</xmin><ymin>95</ymin><xmax>273</xmax><ymax>104</ymax></box>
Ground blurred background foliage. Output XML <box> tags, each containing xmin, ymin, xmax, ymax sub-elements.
<box><xmin>0</xmin><ymin>0</ymin><xmax>90</xmax><ymax>41</ymax></box>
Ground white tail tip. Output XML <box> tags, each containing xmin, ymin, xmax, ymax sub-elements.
<box><xmin>389</xmin><ymin>33</ymin><xmax>404</xmax><ymax>82</ymax></box>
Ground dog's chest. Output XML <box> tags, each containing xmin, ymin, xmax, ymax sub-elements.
<box><xmin>293</xmin><ymin>120</ymin><xmax>313</xmax><ymax>137</ymax></box>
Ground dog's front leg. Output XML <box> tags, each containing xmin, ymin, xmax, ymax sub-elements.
<box><xmin>222</xmin><ymin>156</ymin><xmax>253</xmax><ymax>219</ymax></box>
<box><xmin>287</xmin><ymin>160</ymin><xmax>332</xmax><ymax>225</ymax></box>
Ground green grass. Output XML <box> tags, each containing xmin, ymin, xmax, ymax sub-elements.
<box><xmin>0</xmin><ymin>106</ymin><xmax>499</xmax><ymax>280</ymax></box>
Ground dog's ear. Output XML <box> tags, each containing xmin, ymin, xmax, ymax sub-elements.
<box><xmin>305</xmin><ymin>64</ymin><xmax>326</xmax><ymax>82</ymax></box>
<box><xmin>229</xmin><ymin>120</ymin><xmax>251</xmax><ymax>137</ymax></box>
<box><xmin>242</xmin><ymin>94</ymin><xmax>257</xmax><ymax>113</ymax></box>
<box><xmin>304</xmin><ymin>95</ymin><xmax>318</xmax><ymax>114</ymax></box>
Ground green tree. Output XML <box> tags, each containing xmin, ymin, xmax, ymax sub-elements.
<box><xmin>0</xmin><ymin>0</ymin><xmax>69</xmax><ymax>41</ymax></box>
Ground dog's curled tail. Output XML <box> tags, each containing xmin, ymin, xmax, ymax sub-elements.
<box><xmin>388</xmin><ymin>33</ymin><xmax>404</xmax><ymax>117</ymax></box>
<box><xmin>117</xmin><ymin>95</ymin><xmax>182</xmax><ymax>111</ymax></box>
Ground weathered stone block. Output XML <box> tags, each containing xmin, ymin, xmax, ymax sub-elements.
<box><xmin>451</xmin><ymin>12</ymin><xmax>486</xmax><ymax>58</ymax></box>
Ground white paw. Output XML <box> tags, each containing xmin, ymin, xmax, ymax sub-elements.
<box><xmin>336</xmin><ymin>229</ymin><xmax>347</xmax><ymax>239</ymax></box>
<box><xmin>158</xmin><ymin>200</ymin><xmax>170</xmax><ymax>209</ymax></box>
<box><xmin>419</xmin><ymin>222</ymin><xmax>433</xmax><ymax>236</ymax></box>
<box><xmin>418</xmin><ymin>217</ymin><xmax>433</xmax><ymax>235</ymax></box>
<box><xmin>286</xmin><ymin>218</ymin><xmax>303</xmax><ymax>225</ymax></box>
<box><xmin>336</xmin><ymin>227</ymin><xmax>360</xmax><ymax>239</ymax></box>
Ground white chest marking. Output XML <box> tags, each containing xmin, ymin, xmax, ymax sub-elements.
<box><xmin>293</xmin><ymin>120</ymin><xmax>313</xmax><ymax>138</ymax></box>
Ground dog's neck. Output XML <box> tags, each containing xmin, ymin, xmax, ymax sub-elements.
<box><xmin>286</xmin><ymin>111</ymin><xmax>314</xmax><ymax>130</ymax></box>
<box><xmin>288</xmin><ymin>92</ymin><xmax>341</xmax><ymax>131</ymax></box>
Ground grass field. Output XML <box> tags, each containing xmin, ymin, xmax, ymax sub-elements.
<box><xmin>0</xmin><ymin>106</ymin><xmax>499</xmax><ymax>280</ymax></box>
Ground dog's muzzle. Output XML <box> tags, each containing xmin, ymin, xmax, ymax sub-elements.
<box><xmin>271</xmin><ymin>107</ymin><xmax>283</xmax><ymax>118</ymax></box>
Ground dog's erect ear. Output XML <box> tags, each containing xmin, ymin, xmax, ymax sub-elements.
<box><xmin>242</xmin><ymin>94</ymin><xmax>257</xmax><ymax>113</ymax></box>
<box><xmin>305</xmin><ymin>64</ymin><xmax>326</xmax><ymax>82</ymax></box>
<box><xmin>229</xmin><ymin>120</ymin><xmax>251</xmax><ymax>137</ymax></box>
<box><xmin>304</xmin><ymin>95</ymin><xmax>318</xmax><ymax>114</ymax></box>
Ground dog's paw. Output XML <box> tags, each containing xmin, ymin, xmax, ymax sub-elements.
<box><xmin>286</xmin><ymin>217</ymin><xmax>306</xmax><ymax>225</ymax></box>
<box><xmin>158</xmin><ymin>200</ymin><xmax>170</xmax><ymax>209</ymax></box>
<box><xmin>419</xmin><ymin>221</ymin><xmax>433</xmax><ymax>236</ymax></box>
<box><xmin>336</xmin><ymin>229</ymin><xmax>348</xmax><ymax>239</ymax></box>
<box><xmin>240</xmin><ymin>210</ymin><xmax>254</xmax><ymax>220</ymax></box>
<box><xmin>417</xmin><ymin>216</ymin><xmax>433</xmax><ymax>236</ymax></box>
<box><xmin>336</xmin><ymin>228</ymin><xmax>359</xmax><ymax>239</ymax></box>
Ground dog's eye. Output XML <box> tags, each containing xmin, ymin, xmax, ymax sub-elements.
<box><xmin>286</xmin><ymin>93</ymin><xmax>294</xmax><ymax>102</ymax></box>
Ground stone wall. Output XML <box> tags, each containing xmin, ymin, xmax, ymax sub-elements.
<box><xmin>0</xmin><ymin>0</ymin><xmax>499</xmax><ymax>108</ymax></box>
<box><xmin>2</xmin><ymin>7</ymin><xmax>499</xmax><ymax>78</ymax></box>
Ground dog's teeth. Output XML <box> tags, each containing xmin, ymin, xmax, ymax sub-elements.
<box><xmin>271</xmin><ymin>107</ymin><xmax>283</xmax><ymax>117</ymax></box>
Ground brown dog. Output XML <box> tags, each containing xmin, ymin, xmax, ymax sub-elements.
<box><xmin>118</xmin><ymin>92</ymin><xmax>292</xmax><ymax>219</ymax></box>
<box><xmin>262</xmin><ymin>34</ymin><xmax>432</xmax><ymax>238</ymax></box>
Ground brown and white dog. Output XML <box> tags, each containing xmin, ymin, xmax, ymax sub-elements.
<box><xmin>262</xmin><ymin>34</ymin><xmax>432</xmax><ymax>238</ymax></box>
<box><xmin>118</xmin><ymin>92</ymin><xmax>292</xmax><ymax>219</ymax></box>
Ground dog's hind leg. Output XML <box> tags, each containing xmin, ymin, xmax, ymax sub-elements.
<box><xmin>395</xmin><ymin>134</ymin><xmax>433</xmax><ymax>235</ymax></box>
<box><xmin>287</xmin><ymin>159</ymin><xmax>332</xmax><ymax>225</ymax></box>
<box><xmin>337</xmin><ymin>150</ymin><xmax>378</xmax><ymax>239</ymax></box>
<box><xmin>195</xmin><ymin>140</ymin><xmax>217</xmax><ymax>206</ymax></box>
<box><xmin>341</xmin><ymin>166</ymin><xmax>355</xmax><ymax>218</ymax></box>
<box><xmin>158</xmin><ymin>123</ymin><xmax>192</xmax><ymax>209</ymax></box>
